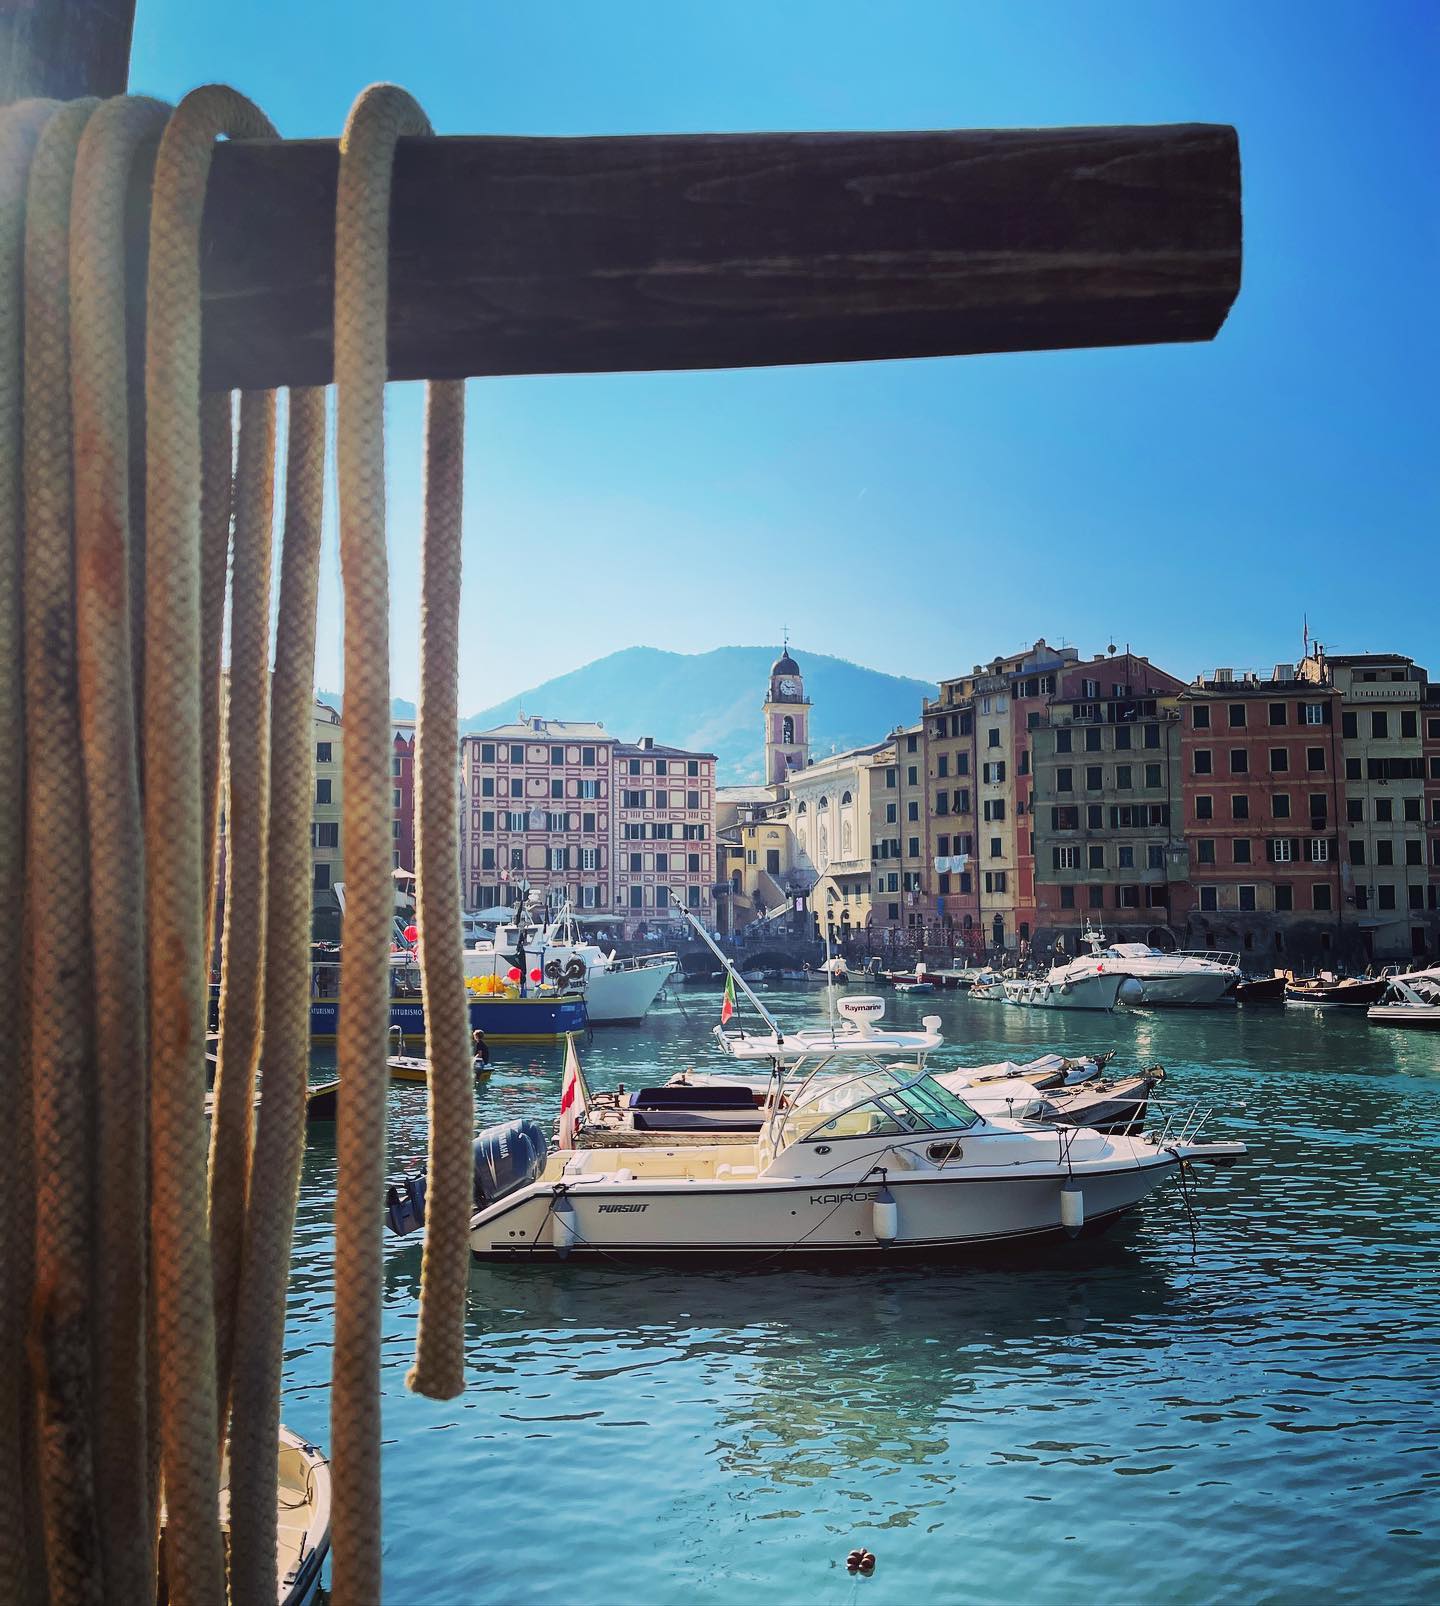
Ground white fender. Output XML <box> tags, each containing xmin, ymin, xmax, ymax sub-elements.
<box><xmin>551</xmin><ymin>1193</ymin><xmax>578</xmax><ymax>1259</ymax></box>
<box><xmin>1059</xmin><ymin>1180</ymin><xmax>1084</xmax><ymax>1237</ymax></box>
<box><xmin>872</xmin><ymin>1185</ymin><xmax>899</xmax><ymax>1246</ymax></box>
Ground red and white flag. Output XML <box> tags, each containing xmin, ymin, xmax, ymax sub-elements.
<box><xmin>557</xmin><ymin>1032</ymin><xmax>590</xmax><ymax>1150</ymax></box>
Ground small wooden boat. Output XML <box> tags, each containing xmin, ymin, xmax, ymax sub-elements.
<box><xmin>1233</xmin><ymin>973</ymin><xmax>1286</xmax><ymax>1004</ymax></box>
<box><xmin>894</xmin><ymin>978</ymin><xmax>935</xmax><ymax>995</ymax></box>
<box><xmin>164</xmin><ymin>1426</ymin><xmax>331</xmax><ymax>1604</ymax></box>
<box><xmin>1284</xmin><ymin>973</ymin><xmax>1388</xmax><ymax>1008</ymax></box>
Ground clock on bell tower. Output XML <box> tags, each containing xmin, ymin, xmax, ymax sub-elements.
<box><xmin>762</xmin><ymin>641</ymin><xmax>809</xmax><ymax>788</ymax></box>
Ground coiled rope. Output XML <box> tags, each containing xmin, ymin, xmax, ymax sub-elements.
<box><xmin>3</xmin><ymin>78</ymin><xmax>476</xmax><ymax>1602</ymax></box>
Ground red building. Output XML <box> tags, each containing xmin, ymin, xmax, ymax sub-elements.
<box><xmin>1175</xmin><ymin>671</ymin><xmax>1346</xmax><ymax>965</ymax></box>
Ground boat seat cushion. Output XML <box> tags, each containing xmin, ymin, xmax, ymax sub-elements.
<box><xmin>630</xmin><ymin>1085</ymin><xmax>759</xmax><ymax>1110</ymax></box>
<box><xmin>629</xmin><ymin>1109</ymin><xmax>766</xmax><ymax>1133</ymax></box>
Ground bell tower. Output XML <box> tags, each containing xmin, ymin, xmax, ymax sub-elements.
<box><xmin>762</xmin><ymin>637</ymin><xmax>809</xmax><ymax>787</ymax></box>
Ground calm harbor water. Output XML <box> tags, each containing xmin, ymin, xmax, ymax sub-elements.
<box><xmin>287</xmin><ymin>985</ymin><xmax>1439</xmax><ymax>1603</ymax></box>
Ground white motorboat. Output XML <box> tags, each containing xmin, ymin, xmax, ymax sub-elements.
<box><xmin>463</xmin><ymin>898</ymin><xmax>674</xmax><ymax>1024</ymax></box>
<box><xmin>1054</xmin><ymin>925</ymin><xmax>1240</xmax><ymax>1006</ymax></box>
<box><xmin>443</xmin><ymin>995</ymin><xmax>1244</xmax><ymax>1262</ymax></box>
<box><xmin>1367</xmin><ymin>973</ymin><xmax>1440</xmax><ymax>1029</ymax></box>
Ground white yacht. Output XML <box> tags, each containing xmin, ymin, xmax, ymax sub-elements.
<box><xmin>445</xmin><ymin>994</ymin><xmax>1245</xmax><ymax>1263</ymax></box>
<box><xmin>462</xmin><ymin>898</ymin><xmax>675</xmax><ymax>1025</ymax></box>
<box><xmin>1050</xmin><ymin>925</ymin><xmax>1241</xmax><ymax>1007</ymax></box>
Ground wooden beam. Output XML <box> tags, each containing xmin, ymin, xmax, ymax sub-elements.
<box><xmin>197</xmin><ymin>123</ymin><xmax>1241</xmax><ymax>392</ymax></box>
<box><xmin>1</xmin><ymin>0</ymin><xmax>134</xmax><ymax>104</ymax></box>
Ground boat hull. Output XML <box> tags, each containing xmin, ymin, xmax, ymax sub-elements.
<box><xmin>584</xmin><ymin>960</ymin><xmax>674</xmax><ymax>1025</ymax></box>
<box><xmin>309</xmin><ymin>992</ymin><xmax>586</xmax><ymax>1043</ymax></box>
<box><xmin>1366</xmin><ymin>1004</ymin><xmax>1440</xmax><ymax>1029</ymax></box>
<box><xmin>469</xmin><ymin>1158</ymin><xmax>1179</xmax><ymax>1261</ymax></box>
<box><xmin>1127</xmin><ymin>970</ymin><xmax>1237</xmax><ymax>1006</ymax></box>
<box><xmin>1002</xmin><ymin>972</ymin><xmax>1125</xmax><ymax>1011</ymax></box>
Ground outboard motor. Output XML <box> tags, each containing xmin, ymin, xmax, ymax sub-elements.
<box><xmin>386</xmin><ymin>1116</ymin><xmax>549</xmax><ymax>1236</ymax></box>
<box><xmin>472</xmin><ymin>1118</ymin><xmax>549</xmax><ymax>1209</ymax></box>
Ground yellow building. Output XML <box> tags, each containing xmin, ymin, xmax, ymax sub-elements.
<box><xmin>787</xmin><ymin>738</ymin><xmax>896</xmax><ymax>941</ymax></box>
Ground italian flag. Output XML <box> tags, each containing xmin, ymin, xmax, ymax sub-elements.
<box><xmin>720</xmin><ymin>969</ymin><xmax>736</xmax><ymax>1025</ymax></box>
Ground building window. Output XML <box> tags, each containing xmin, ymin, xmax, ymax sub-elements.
<box><xmin>316</xmin><ymin>778</ymin><xmax>331</xmax><ymax>805</ymax></box>
<box><xmin>1376</xmin><ymin>798</ymin><xmax>1393</xmax><ymax>823</ymax></box>
<box><xmin>1056</xmin><ymin>729</ymin><xmax>1072</xmax><ymax>754</ymax></box>
<box><xmin>1345</xmin><ymin>757</ymin><xmax>1361</xmax><ymax>780</ymax></box>
<box><xmin>1270</xmin><ymin>748</ymin><xmax>1288</xmax><ymax>773</ymax></box>
<box><xmin>1192</xmin><ymin>705</ymin><xmax>1210</xmax><ymax>729</ymax></box>
<box><xmin>1088</xmin><ymin>845</ymin><xmax>1105</xmax><ymax>870</ymax></box>
<box><xmin>1118</xmin><ymin>845</ymin><xmax>1134</xmax><ymax>869</ymax></box>
<box><xmin>481</xmin><ymin>743</ymin><xmax>495</xmax><ymax>763</ymax></box>
<box><xmin>1145</xmin><ymin>763</ymin><xmax>1161</xmax><ymax>788</ymax></box>
<box><xmin>313</xmin><ymin>822</ymin><xmax>338</xmax><ymax>848</ymax></box>
<box><xmin>1273</xmin><ymin>838</ymin><xmax>1294</xmax><ymax>863</ymax></box>
<box><xmin>1275</xmin><ymin>884</ymin><xmax>1293</xmax><ymax>912</ymax></box>
<box><xmin>1147</xmin><ymin>844</ymin><xmax>1165</xmax><ymax>870</ymax></box>
<box><xmin>1231</xmin><ymin>795</ymin><xmax>1249</xmax><ymax>820</ymax></box>
<box><xmin>1195</xmin><ymin>794</ymin><xmax>1213</xmax><ymax>820</ymax></box>
<box><xmin>1371</xmin><ymin>711</ymin><xmax>1389</xmax><ymax>739</ymax></box>
<box><xmin>1194</xmin><ymin>749</ymin><xmax>1212</xmax><ymax>775</ymax></box>
<box><xmin>885</xmin><ymin>803</ymin><xmax>897</xmax><ymax>824</ymax></box>
<box><xmin>1302</xmin><ymin>703</ymin><xmax>1327</xmax><ymax>726</ymax></box>
<box><xmin>1406</xmin><ymin>838</ymin><xmax>1423</xmax><ymax>866</ymax></box>
<box><xmin>1085</xmin><ymin>766</ymin><xmax>1102</xmax><ymax>791</ymax></box>
<box><xmin>987</xmin><ymin>728</ymin><xmax>1000</xmax><ymax>749</ymax></box>
<box><xmin>1057</xmin><ymin>767</ymin><xmax>1073</xmax><ymax>792</ymax></box>
<box><xmin>1197</xmin><ymin>839</ymin><xmax>1215</xmax><ymax>865</ymax></box>
<box><xmin>1088</xmin><ymin>885</ymin><xmax>1105</xmax><ymax>909</ymax></box>
<box><xmin>1341</xmin><ymin>713</ymin><xmax>1357</xmax><ymax>739</ymax></box>
<box><xmin>937</xmin><ymin>755</ymin><xmax>949</xmax><ymax>778</ymax></box>
<box><xmin>1115</xmin><ymin>726</ymin><xmax>1132</xmax><ymax>751</ymax></box>
<box><xmin>1306</xmin><ymin>747</ymin><xmax>1325</xmax><ymax>772</ymax></box>
<box><xmin>1085</xmin><ymin>728</ymin><xmax>1102</xmax><ymax>753</ymax></box>
<box><xmin>907</xmin><ymin>800</ymin><xmax>920</xmax><ymax>822</ymax></box>
<box><xmin>313</xmin><ymin>863</ymin><xmax>330</xmax><ymax>890</ymax></box>
<box><xmin>316</xmin><ymin>741</ymin><xmax>332</xmax><ymax>763</ymax></box>
<box><xmin>1060</xmin><ymin>885</ymin><xmax>1075</xmax><ymax>908</ymax></box>
<box><xmin>1229</xmin><ymin>749</ymin><xmax>1248</xmax><ymax>775</ymax></box>
<box><xmin>1116</xmin><ymin>765</ymin><xmax>1132</xmax><ymax>790</ymax></box>
<box><xmin>1199</xmin><ymin>886</ymin><xmax>1218</xmax><ymax>911</ymax></box>
<box><xmin>1273</xmin><ymin>794</ymin><xmax>1291</xmax><ymax>819</ymax></box>
<box><xmin>1233</xmin><ymin>839</ymin><xmax>1251</xmax><ymax>864</ymax></box>
<box><xmin>1238</xmin><ymin>885</ymin><xmax>1256</xmax><ymax>912</ymax></box>
<box><xmin>1268</xmin><ymin>703</ymin><xmax>1287</xmax><ymax>727</ymax></box>
<box><xmin>511</xmin><ymin>778</ymin><xmax>524</xmax><ymax>797</ymax></box>
<box><xmin>989</xmin><ymin>837</ymin><xmax>1002</xmax><ymax>858</ymax></box>
<box><xmin>1087</xmin><ymin>805</ymin><xmax>1103</xmax><ymax>829</ymax></box>
<box><xmin>1228</xmin><ymin>703</ymin><xmax>1247</xmax><ymax>728</ymax></box>
<box><xmin>1313</xmin><ymin>884</ymin><xmax>1332</xmax><ymax>911</ymax></box>
<box><xmin>511</xmin><ymin>744</ymin><xmax>525</xmax><ymax>763</ymax></box>
<box><xmin>1377</xmin><ymin>884</ymin><xmax>1396</xmax><ymax>911</ymax></box>
<box><xmin>1055</xmin><ymin>845</ymin><xmax>1077</xmax><ymax>870</ymax></box>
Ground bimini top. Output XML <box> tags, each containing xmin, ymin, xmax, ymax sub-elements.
<box><xmin>714</xmin><ymin>994</ymin><xmax>943</xmax><ymax>1062</ymax></box>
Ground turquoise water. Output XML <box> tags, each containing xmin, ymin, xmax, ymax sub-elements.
<box><xmin>287</xmin><ymin>987</ymin><xmax>1440</xmax><ymax>1603</ymax></box>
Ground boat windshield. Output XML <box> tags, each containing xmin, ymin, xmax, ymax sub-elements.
<box><xmin>776</xmin><ymin>1065</ymin><xmax>981</xmax><ymax>1148</ymax></box>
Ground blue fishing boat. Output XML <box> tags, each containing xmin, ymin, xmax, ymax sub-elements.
<box><xmin>309</xmin><ymin>991</ymin><xmax>586</xmax><ymax>1044</ymax></box>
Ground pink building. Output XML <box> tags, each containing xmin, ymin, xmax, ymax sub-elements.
<box><xmin>461</xmin><ymin>718</ymin><xmax>612</xmax><ymax>911</ymax></box>
<box><xmin>613</xmin><ymin>737</ymin><xmax>717</xmax><ymax>934</ymax></box>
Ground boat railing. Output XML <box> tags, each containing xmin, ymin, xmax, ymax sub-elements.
<box><xmin>607</xmin><ymin>950</ymin><xmax>680</xmax><ymax>974</ymax></box>
<box><xmin>1177</xmin><ymin>949</ymin><xmax>1241</xmax><ymax>967</ymax></box>
<box><xmin>1147</xmin><ymin>1100</ymin><xmax>1222</xmax><ymax>1149</ymax></box>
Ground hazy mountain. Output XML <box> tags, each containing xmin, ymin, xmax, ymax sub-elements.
<box><xmin>463</xmin><ymin>646</ymin><xmax>936</xmax><ymax>783</ymax></box>
<box><xmin>323</xmin><ymin>647</ymin><xmax>934</xmax><ymax>781</ymax></box>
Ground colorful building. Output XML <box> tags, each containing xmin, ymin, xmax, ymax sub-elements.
<box><xmin>612</xmin><ymin>737</ymin><xmax>717</xmax><ymax>933</ymax></box>
<box><xmin>1301</xmin><ymin>650</ymin><xmax>1434</xmax><ymax>959</ymax></box>
<box><xmin>391</xmin><ymin>717</ymin><xmax>415</xmax><ymax>872</ymax></box>
<box><xmin>311</xmin><ymin>697</ymin><xmax>344</xmax><ymax>939</ymax></box>
<box><xmin>1174</xmin><ymin>668</ymin><xmax>1344</xmax><ymax>964</ymax></box>
<box><xmin>460</xmin><ymin>718</ymin><xmax>613</xmax><ymax>913</ymax></box>
<box><xmin>1030</xmin><ymin>651</ymin><xmax>1187</xmax><ymax>951</ymax></box>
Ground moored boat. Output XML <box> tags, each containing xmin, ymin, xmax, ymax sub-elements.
<box><xmin>1284</xmin><ymin>973</ymin><xmax>1388</xmax><ymax>1008</ymax></box>
<box><xmin>1366</xmin><ymin>973</ymin><xmax>1440</xmax><ymax>1029</ymax></box>
<box><xmin>1233</xmin><ymin>973</ymin><xmax>1286</xmax><ymax>1004</ymax></box>
<box><xmin>1054</xmin><ymin>925</ymin><xmax>1240</xmax><ymax>1006</ymax></box>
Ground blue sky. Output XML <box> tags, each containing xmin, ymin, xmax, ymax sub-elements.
<box><xmin>129</xmin><ymin>0</ymin><xmax>1439</xmax><ymax>704</ymax></box>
